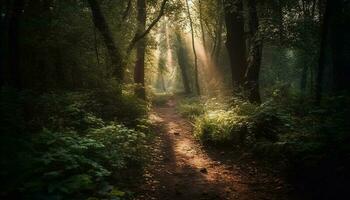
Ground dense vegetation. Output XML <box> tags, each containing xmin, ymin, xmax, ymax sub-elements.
<box><xmin>1</xmin><ymin>0</ymin><xmax>349</xmax><ymax>199</ymax></box>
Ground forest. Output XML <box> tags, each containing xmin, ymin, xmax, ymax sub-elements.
<box><xmin>0</xmin><ymin>0</ymin><xmax>349</xmax><ymax>199</ymax></box>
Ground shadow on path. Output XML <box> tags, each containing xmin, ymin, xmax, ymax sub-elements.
<box><xmin>135</xmin><ymin>97</ymin><xmax>295</xmax><ymax>200</ymax></box>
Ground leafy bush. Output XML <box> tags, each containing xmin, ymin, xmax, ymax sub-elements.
<box><xmin>0</xmin><ymin>86</ymin><xmax>150</xmax><ymax>199</ymax></box>
<box><xmin>88</xmin><ymin>123</ymin><xmax>147</xmax><ymax>170</ymax></box>
<box><xmin>28</xmin><ymin>130</ymin><xmax>108</xmax><ymax>196</ymax></box>
<box><xmin>1</xmin><ymin>124</ymin><xmax>147</xmax><ymax>199</ymax></box>
<box><xmin>31</xmin><ymin>92</ymin><xmax>105</xmax><ymax>133</ymax></box>
<box><xmin>87</xmin><ymin>84</ymin><xmax>149</xmax><ymax>127</ymax></box>
<box><xmin>193</xmin><ymin>94</ymin><xmax>350</xmax><ymax>198</ymax></box>
<box><xmin>194</xmin><ymin>98</ymin><xmax>289</xmax><ymax>145</ymax></box>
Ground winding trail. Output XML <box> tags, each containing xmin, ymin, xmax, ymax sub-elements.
<box><xmin>136</xmin><ymin>97</ymin><xmax>294</xmax><ymax>200</ymax></box>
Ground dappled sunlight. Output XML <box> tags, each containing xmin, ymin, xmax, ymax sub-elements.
<box><xmin>3</xmin><ymin>0</ymin><xmax>348</xmax><ymax>199</ymax></box>
<box><xmin>181</xmin><ymin>32</ymin><xmax>227</xmax><ymax>96</ymax></box>
<box><xmin>146</xmin><ymin>99</ymin><xmax>252</xmax><ymax>199</ymax></box>
<box><xmin>194</xmin><ymin>37</ymin><xmax>226</xmax><ymax>96</ymax></box>
<box><xmin>152</xmin><ymin>15</ymin><xmax>227</xmax><ymax>96</ymax></box>
<box><xmin>165</xmin><ymin>21</ymin><xmax>177</xmax><ymax>91</ymax></box>
<box><xmin>153</xmin><ymin>18</ymin><xmax>178</xmax><ymax>93</ymax></box>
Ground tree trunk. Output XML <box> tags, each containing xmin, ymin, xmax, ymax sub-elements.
<box><xmin>245</xmin><ymin>0</ymin><xmax>262</xmax><ymax>103</ymax></box>
<box><xmin>186</xmin><ymin>0</ymin><xmax>200</xmax><ymax>95</ymax></box>
<box><xmin>300</xmin><ymin>63</ymin><xmax>308</xmax><ymax>93</ymax></box>
<box><xmin>0</xmin><ymin>0</ymin><xmax>10</xmax><ymax>87</ymax></box>
<box><xmin>316</xmin><ymin>0</ymin><xmax>349</xmax><ymax>103</ymax></box>
<box><xmin>276</xmin><ymin>0</ymin><xmax>284</xmax><ymax>44</ymax></box>
<box><xmin>176</xmin><ymin>31</ymin><xmax>192</xmax><ymax>94</ymax></box>
<box><xmin>198</xmin><ymin>0</ymin><xmax>207</xmax><ymax>51</ymax></box>
<box><xmin>87</xmin><ymin>0</ymin><xmax>123</xmax><ymax>83</ymax></box>
<box><xmin>134</xmin><ymin>0</ymin><xmax>147</xmax><ymax>99</ymax></box>
<box><xmin>93</xmin><ymin>26</ymin><xmax>100</xmax><ymax>66</ymax></box>
<box><xmin>329</xmin><ymin>0</ymin><xmax>349</xmax><ymax>92</ymax></box>
<box><xmin>160</xmin><ymin>72</ymin><xmax>166</xmax><ymax>92</ymax></box>
<box><xmin>223</xmin><ymin>0</ymin><xmax>247</xmax><ymax>91</ymax></box>
<box><xmin>7</xmin><ymin>0</ymin><xmax>25</xmax><ymax>89</ymax></box>
<box><xmin>213</xmin><ymin>0</ymin><xmax>224</xmax><ymax>65</ymax></box>
<box><xmin>315</xmin><ymin>0</ymin><xmax>330</xmax><ymax>103</ymax></box>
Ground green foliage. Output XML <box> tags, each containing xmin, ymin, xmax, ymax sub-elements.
<box><xmin>151</xmin><ymin>93</ymin><xmax>173</xmax><ymax>106</ymax></box>
<box><xmin>193</xmin><ymin>98</ymin><xmax>287</xmax><ymax>145</ymax></box>
<box><xmin>1</xmin><ymin>124</ymin><xmax>147</xmax><ymax>199</ymax></box>
<box><xmin>88</xmin><ymin>84</ymin><xmax>149</xmax><ymax>127</ymax></box>
<box><xmin>88</xmin><ymin>123</ymin><xmax>147</xmax><ymax>170</ymax></box>
<box><xmin>0</xmin><ymin>87</ymin><xmax>149</xmax><ymax>199</ymax></box>
<box><xmin>192</xmin><ymin>94</ymin><xmax>350</xmax><ymax>198</ymax></box>
<box><xmin>31</xmin><ymin>92</ymin><xmax>105</xmax><ymax>133</ymax></box>
<box><xmin>176</xmin><ymin>97</ymin><xmax>204</xmax><ymax>119</ymax></box>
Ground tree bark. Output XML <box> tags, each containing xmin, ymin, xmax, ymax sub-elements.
<box><xmin>245</xmin><ymin>0</ymin><xmax>262</xmax><ymax>103</ymax></box>
<box><xmin>329</xmin><ymin>0</ymin><xmax>349</xmax><ymax>92</ymax></box>
<box><xmin>186</xmin><ymin>0</ymin><xmax>200</xmax><ymax>95</ymax></box>
<box><xmin>276</xmin><ymin>0</ymin><xmax>284</xmax><ymax>45</ymax></box>
<box><xmin>212</xmin><ymin>0</ymin><xmax>224</xmax><ymax>65</ymax></box>
<box><xmin>300</xmin><ymin>62</ymin><xmax>308</xmax><ymax>93</ymax></box>
<box><xmin>198</xmin><ymin>0</ymin><xmax>207</xmax><ymax>51</ymax></box>
<box><xmin>315</xmin><ymin>0</ymin><xmax>329</xmax><ymax>103</ymax></box>
<box><xmin>176</xmin><ymin>31</ymin><xmax>192</xmax><ymax>94</ymax></box>
<box><xmin>223</xmin><ymin>0</ymin><xmax>247</xmax><ymax>91</ymax></box>
<box><xmin>93</xmin><ymin>26</ymin><xmax>100</xmax><ymax>66</ymax></box>
<box><xmin>127</xmin><ymin>0</ymin><xmax>168</xmax><ymax>54</ymax></box>
<box><xmin>134</xmin><ymin>0</ymin><xmax>147</xmax><ymax>99</ymax></box>
<box><xmin>0</xmin><ymin>0</ymin><xmax>10</xmax><ymax>87</ymax></box>
<box><xmin>316</xmin><ymin>0</ymin><xmax>349</xmax><ymax>103</ymax></box>
<box><xmin>7</xmin><ymin>0</ymin><xmax>25</xmax><ymax>89</ymax></box>
<box><xmin>88</xmin><ymin>0</ymin><xmax>123</xmax><ymax>83</ymax></box>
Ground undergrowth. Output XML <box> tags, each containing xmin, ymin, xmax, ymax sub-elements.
<box><xmin>177</xmin><ymin>94</ymin><xmax>350</xmax><ymax>199</ymax></box>
<box><xmin>176</xmin><ymin>97</ymin><xmax>204</xmax><ymax>119</ymax></box>
<box><xmin>0</xmin><ymin>86</ymin><xmax>151</xmax><ymax>200</ymax></box>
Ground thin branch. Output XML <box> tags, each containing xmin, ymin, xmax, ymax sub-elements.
<box><xmin>122</xmin><ymin>0</ymin><xmax>132</xmax><ymax>20</ymax></box>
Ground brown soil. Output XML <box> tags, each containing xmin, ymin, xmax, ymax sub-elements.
<box><xmin>135</xmin><ymin>97</ymin><xmax>295</xmax><ymax>200</ymax></box>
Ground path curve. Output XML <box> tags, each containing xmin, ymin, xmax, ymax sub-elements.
<box><xmin>136</xmin><ymin>97</ymin><xmax>293</xmax><ymax>200</ymax></box>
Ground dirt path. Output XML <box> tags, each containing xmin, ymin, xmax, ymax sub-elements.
<box><xmin>135</xmin><ymin>97</ymin><xmax>294</xmax><ymax>200</ymax></box>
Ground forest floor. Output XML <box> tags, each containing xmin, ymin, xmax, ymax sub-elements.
<box><xmin>135</xmin><ymin>97</ymin><xmax>296</xmax><ymax>200</ymax></box>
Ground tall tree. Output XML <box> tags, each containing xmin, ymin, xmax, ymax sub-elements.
<box><xmin>244</xmin><ymin>0</ymin><xmax>262</xmax><ymax>103</ymax></box>
<box><xmin>213</xmin><ymin>0</ymin><xmax>224</xmax><ymax>65</ymax></box>
<box><xmin>134</xmin><ymin>0</ymin><xmax>147</xmax><ymax>99</ymax></box>
<box><xmin>223</xmin><ymin>0</ymin><xmax>247</xmax><ymax>91</ymax></box>
<box><xmin>127</xmin><ymin>0</ymin><xmax>168</xmax><ymax>54</ymax></box>
<box><xmin>88</xmin><ymin>0</ymin><xmax>123</xmax><ymax>83</ymax></box>
<box><xmin>0</xmin><ymin>0</ymin><xmax>10</xmax><ymax>87</ymax></box>
<box><xmin>198</xmin><ymin>0</ymin><xmax>207</xmax><ymax>51</ymax></box>
<box><xmin>175</xmin><ymin>30</ymin><xmax>192</xmax><ymax>94</ymax></box>
<box><xmin>130</xmin><ymin>0</ymin><xmax>168</xmax><ymax>99</ymax></box>
<box><xmin>316</xmin><ymin>0</ymin><xmax>350</xmax><ymax>103</ymax></box>
<box><xmin>186</xmin><ymin>0</ymin><xmax>200</xmax><ymax>95</ymax></box>
<box><xmin>329</xmin><ymin>0</ymin><xmax>350</xmax><ymax>92</ymax></box>
<box><xmin>7</xmin><ymin>0</ymin><xmax>25</xmax><ymax>89</ymax></box>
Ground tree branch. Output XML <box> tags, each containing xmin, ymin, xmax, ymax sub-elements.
<box><xmin>127</xmin><ymin>0</ymin><xmax>168</xmax><ymax>54</ymax></box>
<box><xmin>122</xmin><ymin>0</ymin><xmax>132</xmax><ymax>20</ymax></box>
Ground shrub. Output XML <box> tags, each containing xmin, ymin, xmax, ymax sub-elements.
<box><xmin>1</xmin><ymin>124</ymin><xmax>148</xmax><ymax>199</ymax></box>
<box><xmin>194</xmin><ymin>98</ymin><xmax>290</xmax><ymax>145</ymax></box>
<box><xmin>32</xmin><ymin>92</ymin><xmax>105</xmax><ymax>133</ymax></box>
<box><xmin>87</xmin><ymin>85</ymin><xmax>149</xmax><ymax>127</ymax></box>
<box><xmin>88</xmin><ymin>123</ymin><xmax>147</xmax><ymax>171</ymax></box>
<box><xmin>0</xmin><ymin>86</ymin><xmax>150</xmax><ymax>200</ymax></box>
